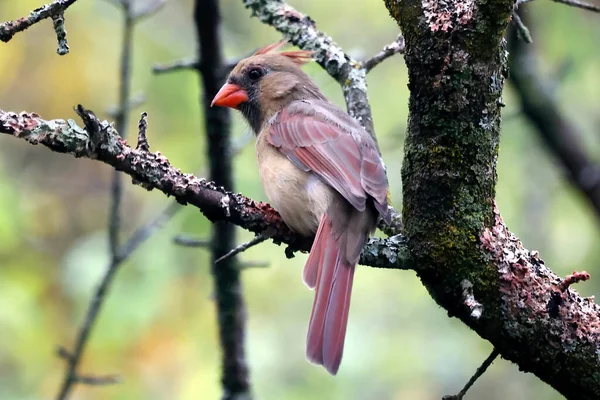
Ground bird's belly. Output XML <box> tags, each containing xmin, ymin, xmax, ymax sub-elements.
<box><xmin>257</xmin><ymin>145</ymin><xmax>334</xmax><ymax>236</ymax></box>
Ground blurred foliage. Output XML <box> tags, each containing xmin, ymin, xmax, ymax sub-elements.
<box><xmin>0</xmin><ymin>0</ymin><xmax>599</xmax><ymax>399</ymax></box>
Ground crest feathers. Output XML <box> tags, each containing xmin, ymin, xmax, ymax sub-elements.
<box><xmin>253</xmin><ymin>40</ymin><xmax>313</xmax><ymax>65</ymax></box>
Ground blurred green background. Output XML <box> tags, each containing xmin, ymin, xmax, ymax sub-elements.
<box><xmin>1</xmin><ymin>0</ymin><xmax>599</xmax><ymax>399</ymax></box>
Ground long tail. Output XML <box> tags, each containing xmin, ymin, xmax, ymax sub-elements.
<box><xmin>303</xmin><ymin>211</ymin><xmax>370</xmax><ymax>375</ymax></box>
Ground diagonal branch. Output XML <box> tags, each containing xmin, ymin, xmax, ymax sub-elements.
<box><xmin>508</xmin><ymin>11</ymin><xmax>600</xmax><ymax>222</ymax></box>
<box><xmin>243</xmin><ymin>0</ymin><xmax>377</xmax><ymax>140</ymax></box>
<box><xmin>242</xmin><ymin>0</ymin><xmax>403</xmax><ymax>226</ymax></box>
<box><xmin>0</xmin><ymin>107</ymin><xmax>410</xmax><ymax>270</ymax></box>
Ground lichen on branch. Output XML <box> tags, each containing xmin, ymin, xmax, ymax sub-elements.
<box><xmin>0</xmin><ymin>107</ymin><xmax>409</xmax><ymax>270</ymax></box>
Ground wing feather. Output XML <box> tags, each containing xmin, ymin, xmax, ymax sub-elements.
<box><xmin>267</xmin><ymin>99</ymin><xmax>389</xmax><ymax>220</ymax></box>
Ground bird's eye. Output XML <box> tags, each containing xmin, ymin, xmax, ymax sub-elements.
<box><xmin>247</xmin><ymin>67</ymin><xmax>264</xmax><ymax>81</ymax></box>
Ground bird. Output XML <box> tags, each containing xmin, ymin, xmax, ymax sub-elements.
<box><xmin>211</xmin><ymin>41</ymin><xmax>390</xmax><ymax>375</ymax></box>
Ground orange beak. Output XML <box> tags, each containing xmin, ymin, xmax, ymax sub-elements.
<box><xmin>211</xmin><ymin>83</ymin><xmax>249</xmax><ymax>108</ymax></box>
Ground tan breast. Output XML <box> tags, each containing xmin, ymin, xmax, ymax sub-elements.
<box><xmin>256</xmin><ymin>131</ymin><xmax>335</xmax><ymax>236</ymax></box>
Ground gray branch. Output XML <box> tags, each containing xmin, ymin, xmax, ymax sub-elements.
<box><xmin>0</xmin><ymin>0</ymin><xmax>79</xmax><ymax>54</ymax></box>
<box><xmin>0</xmin><ymin>107</ymin><xmax>410</xmax><ymax>270</ymax></box>
<box><xmin>243</xmin><ymin>0</ymin><xmax>377</xmax><ymax>140</ymax></box>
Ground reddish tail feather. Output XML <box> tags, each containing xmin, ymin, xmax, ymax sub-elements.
<box><xmin>303</xmin><ymin>213</ymin><xmax>357</xmax><ymax>375</ymax></box>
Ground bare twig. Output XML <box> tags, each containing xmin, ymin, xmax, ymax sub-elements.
<box><xmin>461</xmin><ymin>279</ymin><xmax>483</xmax><ymax>320</ymax></box>
<box><xmin>56</xmin><ymin>198</ymin><xmax>181</xmax><ymax>400</ymax></box>
<box><xmin>174</xmin><ymin>235</ymin><xmax>211</xmax><ymax>247</ymax></box>
<box><xmin>118</xmin><ymin>201</ymin><xmax>183</xmax><ymax>262</ymax></box>
<box><xmin>242</xmin><ymin>0</ymin><xmax>403</xmax><ymax>235</ymax></box>
<box><xmin>215</xmin><ymin>234</ymin><xmax>268</xmax><ymax>264</ymax></box>
<box><xmin>0</xmin><ymin>107</ymin><xmax>410</xmax><ymax>269</ymax></box>
<box><xmin>55</xmin><ymin>1</ymin><xmax>168</xmax><ymax>398</ymax></box>
<box><xmin>76</xmin><ymin>374</ymin><xmax>123</xmax><ymax>386</ymax></box>
<box><xmin>511</xmin><ymin>11</ymin><xmax>532</xmax><ymax>43</ymax></box>
<box><xmin>153</xmin><ymin>58</ymin><xmax>238</xmax><ymax>75</ymax></box>
<box><xmin>243</xmin><ymin>0</ymin><xmax>378</xmax><ymax>142</ymax></box>
<box><xmin>443</xmin><ymin>349</ymin><xmax>500</xmax><ymax>400</ymax></box>
<box><xmin>363</xmin><ymin>34</ymin><xmax>406</xmax><ymax>72</ymax></box>
<box><xmin>0</xmin><ymin>0</ymin><xmax>79</xmax><ymax>51</ymax></box>
<box><xmin>238</xmin><ymin>261</ymin><xmax>269</xmax><ymax>270</ymax></box>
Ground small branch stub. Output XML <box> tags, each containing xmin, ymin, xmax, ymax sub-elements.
<box><xmin>51</xmin><ymin>12</ymin><xmax>70</xmax><ymax>55</ymax></box>
<box><xmin>559</xmin><ymin>271</ymin><xmax>591</xmax><ymax>292</ymax></box>
<box><xmin>363</xmin><ymin>34</ymin><xmax>406</xmax><ymax>72</ymax></box>
<box><xmin>136</xmin><ymin>112</ymin><xmax>149</xmax><ymax>151</ymax></box>
<box><xmin>0</xmin><ymin>0</ymin><xmax>79</xmax><ymax>52</ymax></box>
<box><xmin>461</xmin><ymin>279</ymin><xmax>483</xmax><ymax>320</ymax></box>
<box><xmin>511</xmin><ymin>11</ymin><xmax>532</xmax><ymax>44</ymax></box>
<box><xmin>153</xmin><ymin>58</ymin><xmax>199</xmax><ymax>74</ymax></box>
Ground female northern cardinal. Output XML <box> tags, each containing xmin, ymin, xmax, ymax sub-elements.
<box><xmin>211</xmin><ymin>42</ymin><xmax>390</xmax><ymax>375</ymax></box>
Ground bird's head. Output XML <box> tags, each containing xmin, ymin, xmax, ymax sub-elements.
<box><xmin>211</xmin><ymin>41</ymin><xmax>325</xmax><ymax>133</ymax></box>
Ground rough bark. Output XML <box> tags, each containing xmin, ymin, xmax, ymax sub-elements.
<box><xmin>0</xmin><ymin>108</ymin><xmax>409</xmax><ymax>271</ymax></box>
<box><xmin>385</xmin><ymin>0</ymin><xmax>600</xmax><ymax>398</ymax></box>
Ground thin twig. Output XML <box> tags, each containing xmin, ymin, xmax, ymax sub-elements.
<box><xmin>152</xmin><ymin>58</ymin><xmax>238</xmax><ymax>75</ymax></box>
<box><xmin>0</xmin><ymin>107</ymin><xmax>411</xmax><ymax>270</ymax></box>
<box><xmin>153</xmin><ymin>58</ymin><xmax>199</xmax><ymax>74</ymax></box>
<box><xmin>363</xmin><ymin>34</ymin><xmax>406</xmax><ymax>72</ymax></box>
<box><xmin>243</xmin><ymin>0</ymin><xmax>378</xmax><ymax>141</ymax></box>
<box><xmin>173</xmin><ymin>235</ymin><xmax>211</xmax><ymax>247</ymax></box>
<box><xmin>443</xmin><ymin>349</ymin><xmax>500</xmax><ymax>400</ymax></box>
<box><xmin>56</xmin><ymin>200</ymin><xmax>182</xmax><ymax>399</ymax></box>
<box><xmin>56</xmin><ymin>1</ymin><xmax>151</xmax><ymax>398</ymax></box>
<box><xmin>76</xmin><ymin>374</ymin><xmax>122</xmax><ymax>386</ymax></box>
<box><xmin>108</xmin><ymin>0</ymin><xmax>134</xmax><ymax>258</ymax></box>
<box><xmin>215</xmin><ymin>234</ymin><xmax>268</xmax><ymax>264</ymax></box>
<box><xmin>238</xmin><ymin>261</ymin><xmax>269</xmax><ymax>270</ymax></box>
<box><xmin>511</xmin><ymin>11</ymin><xmax>532</xmax><ymax>43</ymax></box>
<box><xmin>117</xmin><ymin>201</ymin><xmax>183</xmax><ymax>262</ymax></box>
<box><xmin>0</xmin><ymin>0</ymin><xmax>79</xmax><ymax>47</ymax></box>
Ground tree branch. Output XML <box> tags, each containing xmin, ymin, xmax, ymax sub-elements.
<box><xmin>243</xmin><ymin>0</ymin><xmax>377</xmax><ymax>141</ymax></box>
<box><xmin>384</xmin><ymin>0</ymin><xmax>600</xmax><ymax>397</ymax></box>
<box><xmin>508</xmin><ymin>10</ymin><xmax>600</xmax><ymax>222</ymax></box>
<box><xmin>443</xmin><ymin>349</ymin><xmax>500</xmax><ymax>400</ymax></box>
<box><xmin>0</xmin><ymin>107</ymin><xmax>410</xmax><ymax>270</ymax></box>
<box><xmin>0</xmin><ymin>0</ymin><xmax>79</xmax><ymax>54</ymax></box>
<box><xmin>195</xmin><ymin>0</ymin><xmax>252</xmax><ymax>398</ymax></box>
<box><xmin>241</xmin><ymin>0</ymin><xmax>403</xmax><ymax>225</ymax></box>
<box><xmin>54</xmin><ymin>1</ymin><xmax>167</xmax><ymax>396</ymax></box>
<box><xmin>363</xmin><ymin>34</ymin><xmax>406</xmax><ymax>72</ymax></box>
